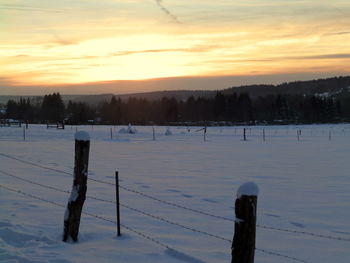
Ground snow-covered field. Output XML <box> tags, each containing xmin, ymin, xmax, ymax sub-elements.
<box><xmin>1</xmin><ymin>124</ymin><xmax>349</xmax><ymax>263</ymax></box>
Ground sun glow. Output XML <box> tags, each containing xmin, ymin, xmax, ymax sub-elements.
<box><xmin>1</xmin><ymin>0</ymin><xmax>350</xmax><ymax>93</ymax></box>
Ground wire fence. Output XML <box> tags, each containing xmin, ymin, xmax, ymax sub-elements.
<box><xmin>0</xmin><ymin>183</ymin><xmax>202</xmax><ymax>262</ymax></box>
<box><xmin>86</xmin><ymin>176</ymin><xmax>350</xmax><ymax>243</ymax></box>
<box><xmin>1</xmin><ymin>152</ymin><xmax>350</xmax><ymax>262</ymax></box>
<box><xmin>0</xmin><ymin>180</ymin><xmax>312</xmax><ymax>263</ymax></box>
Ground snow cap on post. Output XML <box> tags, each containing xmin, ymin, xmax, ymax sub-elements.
<box><xmin>74</xmin><ymin>131</ymin><xmax>90</xmax><ymax>141</ymax></box>
<box><xmin>237</xmin><ymin>182</ymin><xmax>259</xmax><ymax>198</ymax></box>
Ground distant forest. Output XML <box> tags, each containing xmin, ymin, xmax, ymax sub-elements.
<box><xmin>2</xmin><ymin>89</ymin><xmax>350</xmax><ymax>125</ymax></box>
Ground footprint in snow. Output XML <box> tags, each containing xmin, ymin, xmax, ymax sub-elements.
<box><xmin>265</xmin><ymin>213</ymin><xmax>281</xmax><ymax>218</ymax></box>
<box><xmin>105</xmin><ymin>175</ymin><xmax>123</xmax><ymax>181</ymax></box>
<box><xmin>113</xmin><ymin>233</ymin><xmax>132</xmax><ymax>240</ymax></box>
<box><xmin>290</xmin><ymin>222</ymin><xmax>305</xmax><ymax>228</ymax></box>
<box><xmin>332</xmin><ymin>230</ymin><xmax>350</xmax><ymax>236</ymax></box>
<box><xmin>167</xmin><ymin>189</ymin><xmax>182</xmax><ymax>193</ymax></box>
<box><xmin>182</xmin><ymin>194</ymin><xmax>193</xmax><ymax>198</ymax></box>
<box><xmin>202</xmin><ymin>198</ymin><xmax>218</xmax><ymax>204</ymax></box>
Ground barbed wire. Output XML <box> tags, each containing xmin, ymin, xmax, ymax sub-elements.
<box><xmin>0</xmin><ymin>183</ymin><xmax>315</xmax><ymax>263</ymax></box>
<box><xmin>0</xmin><ymin>183</ymin><xmax>67</xmax><ymax>209</ymax></box>
<box><xmin>0</xmin><ymin>169</ymin><xmax>70</xmax><ymax>194</ymax></box>
<box><xmin>0</xmin><ymin>152</ymin><xmax>233</xmax><ymax>223</ymax></box>
<box><xmin>255</xmin><ymin>248</ymin><xmax>312</xmax><ymax>263</ymax></box>
<box><xmin>0</xmin><ymin>183</ymin><xmax>208</xmax><ymax>263</ymax></box>
<box><xmin>0</xmin><ymin>168</ymin><xmax>231</xmax><ymax>243</ymax></box>
<box><xmin>1</xmin><ymin>152</ymin><xmax>350</xmax><ymax>243</ymax></box>
<box><xmin>256</xmin><ymin>224</ymin><xmax>350</xmax><ymax>242</ymax></box>
<box><xmin>0</xmin><ymin>152</ymin><xmax>71</xmax><ymax>175</ymax></box>
<box><xmin>92</xmin><ymin>178</ymin><xmax>350</xmax><ymax>242</ymax></box>
<box><xmin>90</xmin><ymin>177</ymin><xmax>235</xmax><ymax>222</ymax></box>
<box><xmin>120</xmin><ymin>202</ymin><xmax>231</xmax><ymax>242</ymax></box>
<box><xmin>119</xmin><ymin>183</ymin><xmax>234</xmax><ymax>221</ymax></box>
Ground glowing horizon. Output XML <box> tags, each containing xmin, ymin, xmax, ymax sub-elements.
<box><xmin>1</xmin><ymin>0</ymin><xmax>350</xmax><ymax>94</ymax></box>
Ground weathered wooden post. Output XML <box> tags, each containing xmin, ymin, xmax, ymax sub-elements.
<box><xmin>152</xmin><ymin>126</ymin><xmax>155</xmax><ymax>141</ymax></box>
<box><xmin>297</xmin><ymin>130</ymin><xmax>300</xmax><ymax>141</ymax></box>
<box><xmin>204</xmin><ymin>125</ymin><xmax>207</xmax><ymax>142</ymax></box>
<box><xmin>23</xmin><ymin>126</ymin><xmax>26</xmax><ymax>141</ymax></box>
<box><xmin>115</xmin><ymin>171</ymin><xmax>121</xmax><ymax>236</ymax></box>
<box><xmin>262</xmin><ymin>128</ymin><xmax>265</xmax><ymax>142</ymax></box>
<box><xmin>243</xmin><ymin>128</ymin><xmax>247</xmax><ymax>141</ymax></box>
<box><xmin>110</xmin><ymin>127</ymin><xmax>113</xmax><ymax>140</ymax></box>
<box><xmin>232</xmin><ymin>182</ymin><xmax>259</xmax><ymax>263</ymax></box>
<box><xmin>63</xmin><ymin>131</ymin><xmax>90</xmax><ymax>242</ymax></box>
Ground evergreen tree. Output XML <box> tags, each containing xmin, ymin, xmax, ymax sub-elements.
<box><xmin>41</xmin><ymin>93</ymin><xmax>65</xmax><ymax>122</ymax></box>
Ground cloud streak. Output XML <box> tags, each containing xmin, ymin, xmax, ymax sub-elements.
<box><xmin>202</xmin><ymin>53</ymin><xmax>350</xmax><ymax>65</ymax></box>
<box><xmin>154</xmin><ymin>0</ymin><xmax>180</xmax><ymax>23</ymax></box>
<box><xmin>0</xmin><ymin>4</ymin><xmax>63</xmax><ymax>13</ymax></box>
<box><xmin>110</xmin><ymin>45</ymin><xmax>217</xmax><ymax>57</ymax></box>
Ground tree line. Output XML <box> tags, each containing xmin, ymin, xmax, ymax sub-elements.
<box><xmin>2</xmin><ymin>91</ymin><xmax>350</xmax><ymax>125</ymax></box>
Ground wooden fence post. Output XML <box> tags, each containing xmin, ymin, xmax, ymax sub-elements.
<box><xmin>232</xmin><ymin>182</ymin><xmax>259</xmax><ymax>263</ymax></box>
<box><xmin>152</xmin><ymin>126</ymin><xmax>155</xmax><ymax>141</ymax></box>
<box><xmin>63</xmin><ymin>131</ymin><xmax>90</xmax><ymax>242</ymax></box>
<box><xmin>243</xmin><ymin>128</ymin><xmax>247</xmax><ymax>141</ymax></box>
<box><xmin>115</xmin><ymin>171</ymin><xmax>121</xmax><ymax>236</ymax></box>
<box><xmin>262</xmin><ymin>128</ymin><xmax>265</xmax><ymax>142</ymax></box>
<box><xmin>297</xmin><ymin>130</ymin><xmax>300</xmax><ymax>141</ymax></box>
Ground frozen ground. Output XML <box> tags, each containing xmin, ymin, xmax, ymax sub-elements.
<box><xmin>0</xmin><ymin>124</ymin><xmax>349</xmax><ymax>263</ymax></box>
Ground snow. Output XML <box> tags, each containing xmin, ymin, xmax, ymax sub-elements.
<box><xmin>118</xmin><ymin>127</ymin><xmax>127</xmax><ymax>134</ymax></box>
<box><xmin>64</xmin><ymin>207</ymin><xmax>70</xmax><ymax>221</ymax></box>
<box><xmin>0</xmin><ymin>124</ymin><xmax>350</xmax><ymax>263</ymax></box>
<box><xmin>74</xmin><ymin>131</ymin><xmax>90</xmax><ymax>141</ymax></box>
<box><xmin>165</xmin><ymin>127</ymin><xmax>172</xmax><ymax>136</ymax></box>
<box><xmin>68</xmin><ymin>185</ymin><xmax>79</xmax><ymax>202</ymax></box>
<box><xmin>119</xmin><ymin>124</ymin><xmax>137</xmax><ymax>134</ymax></box>
<box><xmin>237</xmin><ymin>182</ymin><xmax>259</xmax><ymax>198</ymax></box>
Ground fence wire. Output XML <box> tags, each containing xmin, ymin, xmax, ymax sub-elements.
<box><xmin>256</xmin><ymin>224</ymin><xmax>350</xmax><ymax>242</ymax></box>
<box><xmin>0</xmin><ymin>183</ymin><xmax>209</xmax><ymax>263</ymax></box>
<box><xmin>0</xmin><ymin>152</ymin><xmax>71</xmax><ymax>175</ymax></box>
<box><xmin>89</xmin><ymin>177</ymin><xmax>350</xmax><ymax>243</ymax></box>
<box><xmin>1</xmin><ymin>152</ymin><xmax>350</xmax><ymax>244</ymax></box>
<box><xmin>0</xmin><ymin>168</ymin><xmax>230</xmax><ymax>242</ymax></box>
<box><xmin>0</xmin><ymin>182</ymin><xmax>313</xmax><ymax>263</ymax></box>
<box><xmin>255</xmin><ymin>248</ymin><xmax>311</xmax><ymax>263</ymax></box>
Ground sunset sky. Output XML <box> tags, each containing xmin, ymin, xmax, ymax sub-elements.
<box><xmin>1</xmin><ymin>0</ymin><xmax>350</xmax><ymax>95</ymax></box>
